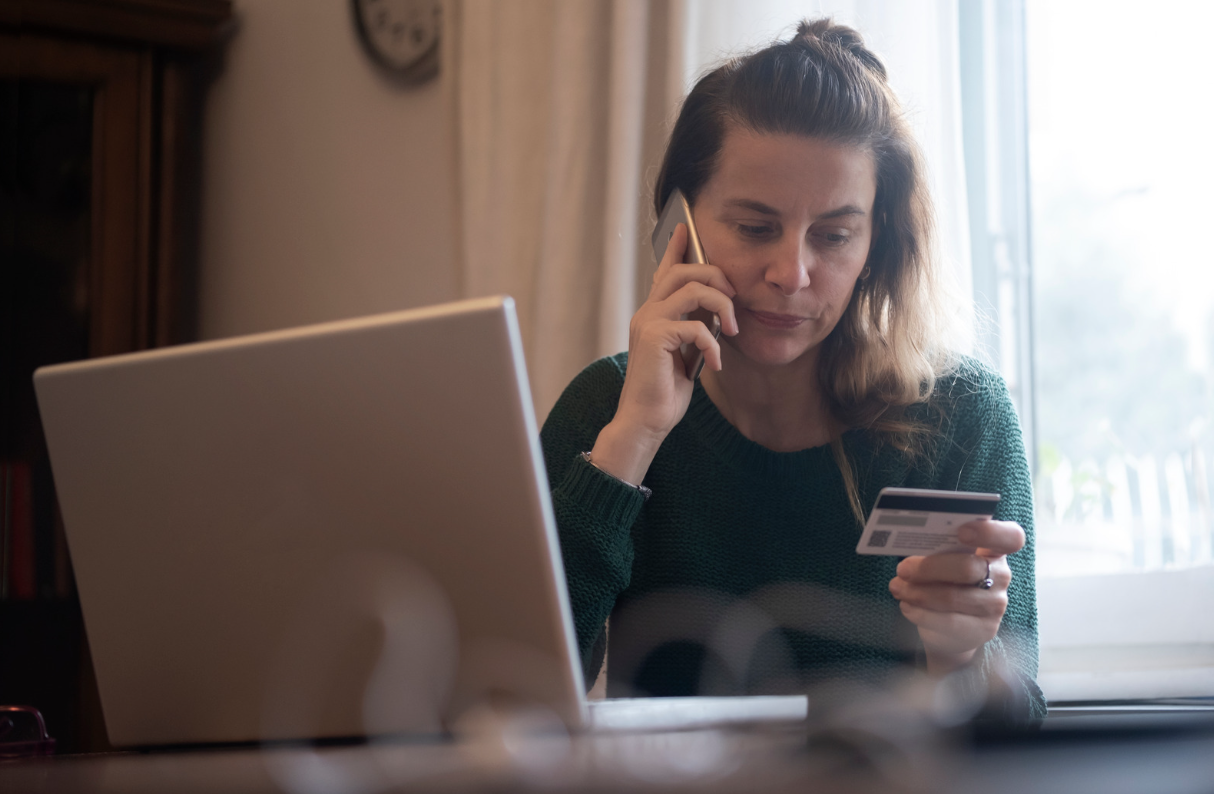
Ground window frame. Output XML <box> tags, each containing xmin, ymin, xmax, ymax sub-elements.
<box><xmin>958</xmin><ymin>0</ymin><xmax>1036</xmax><ymax>471</ymax></box>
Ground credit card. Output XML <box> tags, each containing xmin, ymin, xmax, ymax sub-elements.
<box><xmin>856</xmin><ymin>487</ymin><xmax>1000</xmax><ymax>556</ymax></box>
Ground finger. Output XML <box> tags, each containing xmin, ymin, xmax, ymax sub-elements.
<box><xmin>659</xmin><ymin>282</ymin><xmax>738</xmax><ymax>335</ymax></box>
<box><xmin>636</xmin><ymin>280</ymin><xmax>736</xmax><ymax>337</ymax></box>
<box><xmin>692</xmin><ymin>324</ymin><xmax>725</xmax><ymax>372</ymax></box>
<box><xmin>651</xmin><ymin>262</ymin><xmax>738</xmax><ymax>304</ymax></box>
<box><xmin>676</xmin><ymin>319</ymin><xmax>725</xmax><ymax>373</ymax></box>
<box><xmin>898</xmin><ymin>603</ymin><xmax>998</xmax><ymax>656</ymax></box>
<box><xmin>638</xmin><ymin>318</ymin><xmax>724</xmax><ymax>373</ymax></box>
<box><xmin>897</xmin><ymin>552</ymin><xmax>999</xmax><ymax>586</ymax></box>
<box><xmin>889</xmin><ymin>577</ymin><xmax>1008</xmax><ymax>618</ymax></box>
<box><xmin>957</xmin><ymin>519</ymin><xmax>1025</xmax><ymax>556</ymax></box>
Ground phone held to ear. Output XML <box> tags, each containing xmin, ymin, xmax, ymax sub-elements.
<box><xmin>651</xmin><ymin>188</ymin><xmax>723</xmax><ymax>380</ymax></box>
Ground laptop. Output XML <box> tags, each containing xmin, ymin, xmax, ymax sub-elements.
<box><xmin>35</xmin><ymin>296</ymin><xmax>805</xmax><ymax>747</ymax></box>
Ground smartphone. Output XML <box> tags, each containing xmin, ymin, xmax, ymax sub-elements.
<box><xmin>651</xmin><ymin>189</ymin><xmax>723</xmax><ymax>380</ymax></box>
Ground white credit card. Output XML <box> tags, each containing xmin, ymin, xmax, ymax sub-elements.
<box><xmin>856</xmin><ymin>487</ymin><xmax>1000</xmax><ymax>556</ymax></box>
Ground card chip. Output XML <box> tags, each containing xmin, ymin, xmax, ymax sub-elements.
<box><xmin>867</xmin><ymin>530</ymin><xmax>891</xmax><ymax>548</ymax></box>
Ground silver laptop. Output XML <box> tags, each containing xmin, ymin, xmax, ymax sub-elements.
<box><xmin>35</xmin><ymin>296</ymin><xmax>805</xmax><ymax>747</ymax></box>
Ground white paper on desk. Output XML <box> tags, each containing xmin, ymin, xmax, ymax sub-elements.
<box><xmin>856</xmin><ymin>487</ymin><xmax>1000</xmax><ymax>557</ymax></box>
<box><xmin>587</xmin><ymin>696</ymin><xmax>808</xmax><ymax>733</ymax></box>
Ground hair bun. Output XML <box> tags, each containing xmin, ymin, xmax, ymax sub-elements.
<box><xmin>794</xmin><ymin>18</ymin><xmax>887</xmax><ymax>81</ymax></box>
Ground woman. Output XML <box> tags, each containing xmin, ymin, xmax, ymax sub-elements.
<box><xmin>540</xmin><ymin>19</ymin><xmax>1044</xmax><ymax>718</ymax></box>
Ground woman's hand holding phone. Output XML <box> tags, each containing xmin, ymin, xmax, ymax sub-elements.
<box><xmin>587</xmin><ymin>223</ymin><xmax>739</xmax><ymax>486</ymax></box>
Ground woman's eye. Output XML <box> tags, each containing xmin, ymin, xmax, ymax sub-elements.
<box><xmin>815</xmin><ymin>231</ymin><xmax>851</xmax><ymax>246</ymax></box>
<box><xmin>737</xmin><ymin>224</ymin><xmax>775</xmax><ymax>238</ymax></box>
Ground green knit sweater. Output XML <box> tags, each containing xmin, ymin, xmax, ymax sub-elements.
<box><xmin>540</xmin><ymin>353</ymin><xmax>1044</xmax><ymax>718</ymax></box>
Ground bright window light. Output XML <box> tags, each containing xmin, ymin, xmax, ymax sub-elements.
<box><xmin>1027</xmin><ymin>0</ymin><xmax>1214</xmax><ymax>700</ymax></box>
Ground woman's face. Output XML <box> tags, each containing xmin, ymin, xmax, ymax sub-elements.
<box><xmin>692</xmin><ymin>129</ymin><xmax>877</xmax><ymax>369</ymax></box>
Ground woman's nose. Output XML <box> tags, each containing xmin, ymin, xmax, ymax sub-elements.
<box><xmin>764</xmin><ymin>239</ymin><xmax>812</xmax><ymax>296</ymax></box>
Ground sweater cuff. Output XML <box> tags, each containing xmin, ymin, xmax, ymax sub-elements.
<box><xmin>555</xmin><ymin>454</ymin><xmax>647</xmax><ymax>529</ymax></box>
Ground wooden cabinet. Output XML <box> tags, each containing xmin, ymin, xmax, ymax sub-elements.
<box><xmin>0</xmin><ymin>0</ymin><xmax>232</xmax><ymax>752</ymax></box>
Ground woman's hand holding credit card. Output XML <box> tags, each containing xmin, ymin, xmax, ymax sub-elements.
<box><xmin>862</xmin><ymin>488</ymin><xmax>1027</xmax><ymax>675</ymax></box>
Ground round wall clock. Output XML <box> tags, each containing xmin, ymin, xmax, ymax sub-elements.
<box><xmin>351</xmin><ymin>0</ymin><xmax>442</xmax><ymax>83</ymax></box>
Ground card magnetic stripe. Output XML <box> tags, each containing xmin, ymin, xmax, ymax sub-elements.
<box><xmin>874</xmin><ymin>495</ymin><xmax>999</xmax><ymax>514</ymax></box>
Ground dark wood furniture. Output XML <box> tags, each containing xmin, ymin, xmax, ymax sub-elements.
<box><xmin>0</xmin><ymin>0</ymin><xmax>232</xmax><ymax>753</ymax></box>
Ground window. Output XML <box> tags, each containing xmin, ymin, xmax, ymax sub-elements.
<box><xmin>967</xmin><ymin>0</ymin><xmax>1214</xmax><ymax>700</ymax></box>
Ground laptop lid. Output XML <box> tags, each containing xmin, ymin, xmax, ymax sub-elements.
<box><xmin>34</xmin><ymin>296</ymin><xmax>587</xmax><ymax>746</ymax></box>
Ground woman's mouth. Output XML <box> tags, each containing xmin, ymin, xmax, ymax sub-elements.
<box><xmin>746</xmin><ymin>309</ymin><xmax>811</xmax><ymax>329</ymax></box>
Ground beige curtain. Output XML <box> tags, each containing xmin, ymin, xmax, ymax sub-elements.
<box><xmin>452</xmin><ymin>0</ymin><xmax>687</xmax><ymax>422</ymax></box>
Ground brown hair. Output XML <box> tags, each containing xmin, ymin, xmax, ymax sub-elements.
<box><xmin>654</xmin><ymin>19</ymin><xmax>954</xmax><ymax>522</ymax></box>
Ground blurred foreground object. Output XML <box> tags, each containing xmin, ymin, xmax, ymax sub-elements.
<box><xmin>0</xmin><ymin>706</ymin><xmax>54</xmax><ymax>760</ymax></box>
<box><xmin>2</xmin><ymin>696</ymin><xmax>1214</xmax><ymax>792</ymax></box>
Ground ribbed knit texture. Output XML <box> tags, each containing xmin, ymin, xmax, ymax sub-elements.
<box><xmin>540</xmin><ymin>353</ymin><xmax>1045</xmax><ymax>719</ymax></box>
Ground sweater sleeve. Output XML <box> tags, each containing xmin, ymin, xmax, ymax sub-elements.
<box><xmin>540</xmin><ymin>354</ymin><xmax>646</xmax><ymax>686</ymax></box>
<box><xmin>932</xmin><ymin>361</ymin><xmax>1047</xmax><ymax>721</ymax></box>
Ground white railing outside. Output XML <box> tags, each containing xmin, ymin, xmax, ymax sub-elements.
<box><xmin>1035</xmin><ymin>446</ymin><xmax>1214</xmax><ymax>577</ymax></box>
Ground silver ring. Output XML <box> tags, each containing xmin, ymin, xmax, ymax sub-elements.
<box><xmin>977</xmin><ymin>560</ymin><xmax>994</xmax><ymax>590</ymax></box>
